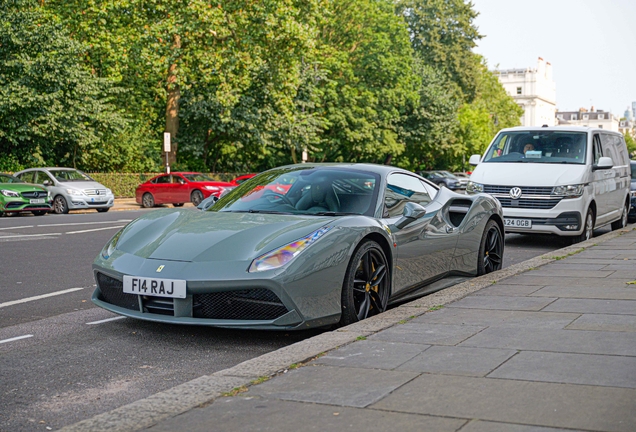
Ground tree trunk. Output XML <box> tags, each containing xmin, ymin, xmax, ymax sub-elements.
<box><xmin>165</xmin><ymin>34</ymin><xmax>181</xmax><ymax>166</ymax></box>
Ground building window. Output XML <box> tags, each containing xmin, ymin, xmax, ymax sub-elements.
<box><xmin>583</xmin><ymin>114</ymin><xmax>589</xmax><ymax>120</ymax></box>
<box><xmin>598</xmin><ymin>114</ymin><xmax>604</xmax><ymax>119</ymax></box>
<box><xmin>516</xmin><ymin>87</ymin><xmax>522</xmax><ymax>95</ymax></box>
<box><xmin>572</xmin><ymin>114</ymin><xmax>578</xmax><ymax>120</ymax></box>
<box><xmin>557</xmin><ymin>114</ymin><xmax>564</xmax><ymax>120</ymax></box>
<box><xmin>598</xmin><ymin>125</ymin><xmax>603</xmax><ymax>129</ymax></box>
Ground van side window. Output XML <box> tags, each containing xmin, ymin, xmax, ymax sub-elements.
<box><xmin>600</xmin><ymin>133</ymin><xmax>618</xmax><ymax>165</ymax></box>
<box><xmin>592</xmin><ymin>135</ymin><xmax>603</xmax><ymax>165</ymax></box>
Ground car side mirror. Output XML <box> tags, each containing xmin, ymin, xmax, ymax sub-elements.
<box><xmin>43</xmin><ymin>180</ymin><xmax>52</xmax><ymax>186</ymax></box>
<box><xmin>592</xmin><ymin>156</ymin><xmax>613</xmax><ymax>171</ymax></box>
<box><xmin>392</xmin><ymin>202</ymin><xmax>427</xmax><ymax>230</ymax></box>
<box><xmin>469</xmin><ymin>154</ymin><xmax>481</xmax><ymax>166</ymax></box>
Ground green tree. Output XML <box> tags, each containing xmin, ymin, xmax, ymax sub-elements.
<box><xmin>0</xmin><ymin>0</ymin><xmax>125</xmax><ymax>171</ymax></box>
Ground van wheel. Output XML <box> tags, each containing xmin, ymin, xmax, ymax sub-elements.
<box><xmin>611</xmin><ymin>200</ymin><xmax>629</xmax><ymax>231</ymax></box>
<box><xmin>572</xmin><ymin>208</ymin><xmax>594</xmax><ymax>244</ymax></box>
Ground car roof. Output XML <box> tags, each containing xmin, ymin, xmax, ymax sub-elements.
<box><xmin>497</xmin><ymin>126</ymin><xmax>621</xmax><ymax>135</ymax></box>
<box><xmin>271</xmin><ymin>162</ymin><xmax>413</xmax><ymax>177</ymax></box>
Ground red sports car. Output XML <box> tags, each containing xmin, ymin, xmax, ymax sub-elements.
<box><xmin>136</xmin><ymin>172</ymin><xmax>240</xmax><ymax>208</ymax></box>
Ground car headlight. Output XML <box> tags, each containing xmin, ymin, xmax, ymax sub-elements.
<box><xmin>249</xmin><ymin>226</ymin><xmax>332</xmax><ymax>273</ymax></box>
<box><xmin>1</xmin><ymin>189</ymin><xmax>20</xmax><ymax>197</ymax></box>
<box><xmin>552</xmin><ymin>184</ymin><xmax>584</xmax><ymax>198</ymax></box>
<box><xmin>466</xmin><ymin>181</ymin><xmax>484</xmax><ymax>194</ymax></box>
<box><xmin>66</xmin><ymin>188</ymin><xmax>84</xmax><ymax>196</ymax></box>
<box><xmin>106</xmin><ymin>188</ymin><xmax>112</xmax><ymax>195</ymax></box>
<box><xmin>101</xmin><ymin>229</ymin><xmax>124</xmax><ymax>259</ymax></box>
<box><xmin>204</xmin><ymin>185</ymin><xmax>221</xmax><ymax>191</ymax></box>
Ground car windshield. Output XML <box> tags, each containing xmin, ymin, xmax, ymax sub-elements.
<box><xmin>49</xmin><ymin>169</ymin><xmax>94</xmax><ymax>181</ymax></box>
<box><xmin>210</xmin><ymin>166</ymin><xmax>380</xmax><ymax>216</ymax></box>
<box><xmin>183</xmin><ymin>173</ymin><xmax>214</xmax><ymax>182</ymax></box>
<box><xmin>483</xmin><ymin>131</ymin><xmax>588</xmax><ymax>165</ymax></box>
<box><xmin>0</xmin><ymin>174</ymin><xmax>23</xmax><ymax>183</ymax></box>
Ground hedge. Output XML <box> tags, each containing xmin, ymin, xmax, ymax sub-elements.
<box><xmin>87</xmin><ymin>172</ymin><xmax>243</xmax><ymax>198</ymax></box>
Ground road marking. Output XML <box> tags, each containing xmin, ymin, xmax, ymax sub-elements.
<box><xmin>66</xmin><ymin>225</ymin><xmax>125</xmax><ymax>234</ymax></box>
<box><xmin>0</xmin><ymin>233</ymin><xmax>61</xmax><ymax>239</ymax></box>
<box><xmin>0</xmin><ymin>288</ymin><xmax>84</xmax><ymax>309</ymax></box>
<box><xmin>86</xmin><ymin>316</ymin><xmax>127</xmax><ymax>325</ymax></box>
<box><xmin>0</xmin><ymin>225</ymin><xmax>34</xmax><ymax>230</ymax></box>
<box><xmin>37</xmin><ymin>220</ymin><xmax>131</xmax><ymax>228</ymax></box>
<box><xmin>0</xmin><ymin>335</ymin><xmax>34</xmax><ymax>344</ymax></box>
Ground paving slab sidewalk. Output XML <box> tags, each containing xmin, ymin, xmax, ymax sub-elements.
<box><xmin>61</xmin><ymin>225</ymin><xmax>636</xmax><ymax>432</ymax></box>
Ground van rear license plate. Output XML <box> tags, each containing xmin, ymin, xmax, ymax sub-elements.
<box><xmin>123</xmin><ymin>276</ymin><xmax>186</xmax><ymax>298</ymax></box>
<box><xmin>504</xmin><ymin>218</ymin><xmax>532</xmax><ymax>228</ymax></box>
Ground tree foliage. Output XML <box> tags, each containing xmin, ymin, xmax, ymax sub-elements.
<box><xmin>2</xmin><ymin>0</ymin><xmax>524</xmax><ymax>173</ymax></box>
<box><xmin>0</xmin><ymin>0</ymin><xmax>125</xmax><ymax>171</ymax></box>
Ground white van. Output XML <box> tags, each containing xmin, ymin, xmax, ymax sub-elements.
<box><xmin>467</xmin><ymin>126</ymin><xmax>631</xmax><ymax>243</ymax></box>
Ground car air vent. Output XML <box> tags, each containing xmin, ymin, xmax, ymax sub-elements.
<box><xmin>448</xmin><ymin>199</ymin><xmax>472</xmax><ymax>227</ymax></box>
<box><xmin>193</xmin><ymin>289</ymin><xmax>288</xmax><ymax>320</ymax></box>
<box><xmin>96</xmin><ymin>273</ymin><xmax>139</xmax><ymax>311</ymax></box>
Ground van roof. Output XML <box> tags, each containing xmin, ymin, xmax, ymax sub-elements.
<box><xmin>499</xmin><ymin>126</ymin><xmax>621</xmax><ymax>135</ymax></box>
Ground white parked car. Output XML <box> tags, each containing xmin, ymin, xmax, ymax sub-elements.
<box><xmin>14</xmin><ymin>167</ymin><xmax>114</xmax><ymax>214</ymax></box>
<box><xmin>467</xmin><ymin>126</ymin><xmax>631</xmax><ymax>243</ymax></box>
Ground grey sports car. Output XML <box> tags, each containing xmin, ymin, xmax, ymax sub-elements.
<box><xmin>92</xmin><ymin>164</ymin><xmax>504</xmax><ymax>330</ymax></box>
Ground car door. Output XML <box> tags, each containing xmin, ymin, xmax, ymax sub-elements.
<box><xmin>152</xmin><ymin>175</ymin><xmax>172</xmax><ymax>203</ymax></box>
<box><xmin>170</xmin><ymin>174</ymin><xmax>190</xmax><ymax>203</ymax></box>
<box><xmin>591</xmin><ymin>134</ymin><xmax>612</xmax><ymax>225</ymax></box>
<box><xmin>381</xmin><ymin>173</ymin><xmax>457</xmax><ymax>295</ymax></box>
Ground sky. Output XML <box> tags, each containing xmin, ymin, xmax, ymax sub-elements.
<box><xmin>471</xmin><ymin>0</ymin><xmax>636</xmax><ymax>117</ymax></box>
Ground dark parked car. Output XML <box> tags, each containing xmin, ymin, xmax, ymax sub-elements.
<box><xmin>629</xmin><ymin>160</ymin><xmax>636</xmax><ymax>222</ymax></box>
<box><xmin>92</xmin><ymin>163</ymin><xmax>504</xmax><ymax>330</ymax></box>
<box><xmin>418</xmin><ymin>171</ymin><xmax>466</xmax><ymax>190</ymax></box>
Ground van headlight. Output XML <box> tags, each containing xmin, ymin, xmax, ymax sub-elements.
<box><xmin>552</xmin><ymin>184</ymin><xmax>584</xmax><ymax>198</ymax></box>
<box><xmin>466</xmin><ymin>181</ymin><xmax>484</xmax><ymax>194</ymax></box>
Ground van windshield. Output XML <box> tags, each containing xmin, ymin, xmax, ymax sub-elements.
<box><xmin>483</xmin><ymin>131</ymin><xmax>587</xmax><ymax>165</ymax></box>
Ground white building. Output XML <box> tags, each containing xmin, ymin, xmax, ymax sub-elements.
<box><xmin>556</xmin><ymin>107</ymin><xmax>620</xmax><ymax>132</ymax></box>
<box><xmin>494</xmin><ymin>57</ymin><xmax>557</xmax><ymax>127</ymax></box>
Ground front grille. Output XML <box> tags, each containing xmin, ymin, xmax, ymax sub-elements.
<box><xmin>141</xmin><ymin>296</ymin><xmax>174</xmax><ymax>315</ymax></box>
<box><xmin>96</xmin><ymin>273</ymin><xmax>139</xmax><ymax>311</ymax></box>
<box><xmin>21</xmin><ymin>191</ymin><xmax>47</xmax><ymax>199</ymax></box>
<box><xmin>484</xmin><ymin>185</ymin><xmax>553</xmax><ymax>196</ymax></box>
<box><xmin>193</xmin><ymin>289</ymin><xmax>288</xmax><ymax>320</ymax></box>
<box><xmin>495</xmin><ymin>197</ymin><xmax>562</xmax><ymax>209</ymax></box>
<box><xmin>85</xmin><ymin>189</ymin><xmax>108</xmax><ymax>196</ymax></box>
<box><xmin>86</xmin><ymin>201</ymin><xmax>108</xmax><ymax>206</ymax></box>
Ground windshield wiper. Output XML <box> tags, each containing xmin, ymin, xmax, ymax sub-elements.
<box><xmin>310</xmin><ymin>211</ymin><xmax>357</xmax><ymax>216</ymax></box>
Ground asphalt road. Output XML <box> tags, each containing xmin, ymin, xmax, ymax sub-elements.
<box><xmin>0</xmin><ymin>209</ymin><xmax>607</xmax><ymax>431</ymax></box>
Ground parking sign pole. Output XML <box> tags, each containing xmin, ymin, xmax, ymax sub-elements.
<box><xmin>163</xmin><ymin>132</ymin><xmax>171</xmax><ymax>174</ymax></box>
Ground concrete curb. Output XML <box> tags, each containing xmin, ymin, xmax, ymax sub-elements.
<box><xmin>59</xmin><ymin>224</ymin><xmax>636</xmax><ymax>432</ymax></box>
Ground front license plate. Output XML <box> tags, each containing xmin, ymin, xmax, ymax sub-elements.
<box><xmin>504</xmin><ymin>218</ymin><xmax>532</xmax><ymax>228</ymax></box>
<box><xmin>123</xmin><ymin>275</ymin><xmax>186</xmax><ymax>299</ymax></box>
<box><xmin>30</xmin><ymin>198</ymin><xmax>45</xmax><ymax>204</ymax></box>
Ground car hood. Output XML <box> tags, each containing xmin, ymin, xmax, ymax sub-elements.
<box><xmin>471</xmin><ymin>163</ymin><xmax>587</xmax><ymax>187</ymax></box>
<box><xmin>57</xmin><ymin>181</ymin><xmax>107</xmax><ymax>190</ymax></box>
<box><xmin>116</xmin><ymin>209</ymin><xmax>333</xmax><ymax>262</ymax></box>
<box><xmin>0</xmin><ymin>183</ymin><xmax>46</xmax><ymax>192</ymax></box>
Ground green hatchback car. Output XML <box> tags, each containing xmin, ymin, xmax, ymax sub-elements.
<box><xmin>0</xmin><ymin>173</ymin><xmax>52</xmax><ymax>216</ymax></box>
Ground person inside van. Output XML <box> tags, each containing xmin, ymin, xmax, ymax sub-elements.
<box><xmin>523</xmin><ymin>143</ymin><xmax>535</xmax><ymax>155</ymax></box>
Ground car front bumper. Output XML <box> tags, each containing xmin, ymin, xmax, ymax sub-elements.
<box><xmin>500</xmin><ymin>195</ymin><xmax>587</xmax><ymax>236</ymax></box>
<box><xmin>0</xmin><ymin>198</ymin><xmax>52</xmax><ymax>213</ymax></box>
<box><xmin>67</xmin><ymin>195</ymin><xmax>115</xmax><ymax>210</ymax></box>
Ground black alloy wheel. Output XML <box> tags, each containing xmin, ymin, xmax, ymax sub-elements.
<box><xmin>478</xmin><ymin>219</ymin><xmax>503</xmax><ymax>275</ymax></box>
<box><xmin>340</xmin><ymin>240</ymin><xmax>390</xmax><ymax>326</ymax></box>
<box><xmin>142</xmin><ymin>193</ymin><xmax>155</xmax><ymax>208</ymax></box>
<box><xmin>53</xmin><ymin>195</ymin><xmax>69</xmax><ymax>214</ymax></box>
<box><xmin>191</xmin><ymin>190</ymin><xmax>204</xmax><ymax>206</ymax></box>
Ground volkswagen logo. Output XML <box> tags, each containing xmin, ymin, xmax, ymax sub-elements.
<box><xmin>509</xmin><ymin>187</ymin><xmax>522</xmax><ymax>200</ymax></box>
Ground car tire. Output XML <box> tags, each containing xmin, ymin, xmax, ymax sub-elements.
<box><xmin>572</xmin><ymin>207</ymin><xmax>594</xmax><ymax>244</ymax></box>
<box><xmin>142</xmin><ymin>193</ymin><xmax>155</xmax><ymax>208</ymax></box>
<box><xmin>340</xmin><ymin>240</ymin><xmax>390</xmax><ymax>327</ymax></box>
<box><xmin>173</xmin><ymin>203</ymin><xmax>184</xmax><ymax>207</ymax></box>
<box><xmin>611</xmin><ymin>200</ymin><xmax>629</xmax><ymax>231</ymax></box>
<box><xmin>191</xmin><ymin>190</ymin><xmax>204</xmax><ymax>206</ymax></box>
<box><xmin>477</xmin><ymin>219</ymin><xmax>504</xmax><ymax>275</ymax></box>
<box><xmin>97</xmin><ymin>208</ymin><xmax>109</xmax><ymax>213</ymax></box>
<box><xmin>53</xmin><ymin>195</ymin><xmax>69</xmax><ymax>214</ymax></box>
<box><xmin>32</xmin><ymin>211</ymin><xmax>47</xmax><ymax>216</ymax></box>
